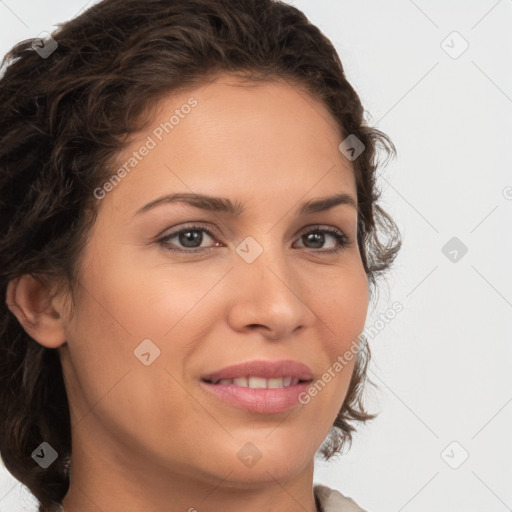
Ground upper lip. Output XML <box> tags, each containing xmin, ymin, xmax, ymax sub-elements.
<box><xmin>201</xmin><ymin>359</ymin><xmax>314</xmax><ymax>383</ymax></box>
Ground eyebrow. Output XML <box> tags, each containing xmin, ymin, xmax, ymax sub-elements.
<box><xmin>134</xmin><ymin>192</ymin><xmax>357</xmax><ymax>217</ymax></box>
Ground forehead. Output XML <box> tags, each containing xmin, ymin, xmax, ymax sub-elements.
<box><xmin>100</xmin><ymin>75</ymin><xmax>356</xmax><ymax>218</ymax></box>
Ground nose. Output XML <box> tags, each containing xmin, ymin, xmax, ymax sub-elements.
<box><xmin>226</xmin><ymin>240</ymin><xmax>317</xmax><ymax>341</ymax></box>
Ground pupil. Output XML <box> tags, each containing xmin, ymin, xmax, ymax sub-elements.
<box><xmin>305</xmin><ymin>232</ymin><xmax>324</xmax><ymax>249</ymax></box>
<box><xmin>180</xmin><ymin>230</ymin><xmax>202</xmax><ymax>248</ymax></box>
<box><xmin>177</xmin><ymin>230</ymin><xmax>326</xmax><ymax>249</ymax></box>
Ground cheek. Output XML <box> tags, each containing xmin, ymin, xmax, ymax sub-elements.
<box><xmin>62</xmin><ymin>258</ymin><xmax>203</xmax><ymax>433</ymax></box>
<box><xmin>311</xmin><ymin>264</ymin><xmax>369</xmax><ymax>348</ymax></box>
<box><xmin>79</xmin><ymin>240</ymin><xmax>223</xmax><ymax>340</ymax></box>
<box><xmin>117</xmin><ymin>264</ymin><xmax>228</xmax><ymax>341</ymax></box>
<box><xmin>306</xmin><ymin>264</ymin><xmax>368</xmax><ymax>403</ymax></box>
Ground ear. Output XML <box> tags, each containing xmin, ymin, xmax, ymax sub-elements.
<box><xmin>6</xmin><ymin>275</ymin><xmax>68</xmax><ymax>348</ymax></box>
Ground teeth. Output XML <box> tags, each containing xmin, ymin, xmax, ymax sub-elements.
<box><xmin>212</xmin><ymin>376</ymin><xmax>302</xmax><ymax>388</ymax></box>
<box><xmin>248</xmin><ymin>376</ymin><xmax>267</xmax><ymax>388</ymax></box>
<box><xmin>267</xmin><ymin>378</ymin><xmax>284</xmax><ymax>388</ymax></box>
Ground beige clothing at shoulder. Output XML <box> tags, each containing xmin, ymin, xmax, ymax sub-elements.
<box><xmin>314</xmin><ymin>483</ymin><xmax>368</xmax><ymax>512</ymax></box>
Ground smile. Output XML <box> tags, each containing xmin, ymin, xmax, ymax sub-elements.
<box><xmin>204</xmin><ymin>376</ymin><xmax>308</xmax><ymax>388</ymax></box>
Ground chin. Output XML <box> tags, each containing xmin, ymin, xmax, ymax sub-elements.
<box><xmin>209</xmin><ymin>436</ymin><xmax>315</xmax><ymax>483</ymax></box>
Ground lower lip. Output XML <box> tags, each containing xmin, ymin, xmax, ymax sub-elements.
<box><xmin>200</xmin><ymin>380</ymin><xmax>312</xmax><ymax>414</ymax></box>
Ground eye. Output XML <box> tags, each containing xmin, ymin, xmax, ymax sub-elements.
<box><xmin>157</xmin><ymin>223</ymin><xmax>351</xmax><ymax>254</ymax></box>
<box><xmin>293</xmin><ymin>225</ymin><xmax>351</xmax><ymax>254</ymax></box>
<box><xmin>158</xmin><ymin>224</ymin><xmax>220</xmax><ymax>253</ymax></box>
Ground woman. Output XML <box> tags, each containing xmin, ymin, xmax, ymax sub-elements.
<box><xmin>0</xmin><ymin>1</ymin><xmax>401</xmax><ymax>511</ymax></box>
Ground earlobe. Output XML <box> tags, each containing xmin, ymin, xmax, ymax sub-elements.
<box><xmin>6</xmin><ymin>274</ymin><xmax>67</xmax><ymax>348</ymax></box>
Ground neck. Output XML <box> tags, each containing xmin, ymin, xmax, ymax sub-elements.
<box><xmin>60</xmin><ymin>443</ymin><xmax>319</xmax><ymax>512</ymax></box>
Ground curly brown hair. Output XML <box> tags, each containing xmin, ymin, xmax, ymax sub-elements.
<box><xmin>0</xmin><ymin>0</ymin><xmax>401</xmax><ymax>510</ymax></box>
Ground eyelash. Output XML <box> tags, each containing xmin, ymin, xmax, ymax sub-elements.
<box><xmin>157</xmin><ymin>223</ymin><xmax>351</xmax><ymax>255</ymax></box>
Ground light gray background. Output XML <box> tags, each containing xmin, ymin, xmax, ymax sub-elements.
<box><xmin>0</xmin><ymin>1</ymin><xmax>511</xmax><ymax>511</ymax></box>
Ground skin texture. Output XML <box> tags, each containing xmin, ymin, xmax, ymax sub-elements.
<box><xmin>7</xmin><ymin>74</ymin><xmax>369</xmax><ymax>512</ymax></box>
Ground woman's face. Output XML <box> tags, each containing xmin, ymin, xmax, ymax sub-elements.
<box><xmin>58</xmin><ymin>74</ymin><xmax>369</xmax><ymax>491</ymax></box>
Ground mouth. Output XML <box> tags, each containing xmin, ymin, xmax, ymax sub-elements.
<box><xmin>200</xmin><ymin>359</ymin><xmax>314</xmax><ymax>384</ymax></box>
<box><xmin>199</xmin><ymin>360</ymin><xmax>315</xmax><ymax>414</ymax></box>
<box><xmin>201</xmin><ymin>376</ymin><xmax>313</xmax><ymax>388</ymax></box>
